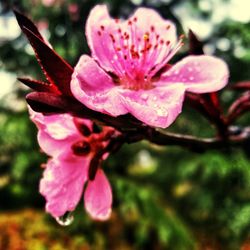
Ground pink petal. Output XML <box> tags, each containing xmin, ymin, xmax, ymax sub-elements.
<box><xmin>160</xmin><ymin>55</ymin><xmax>229</xmax><ymax>93</ymax></box>
<box><xmin>85</xmin><ymin>5</ymin><xmax>119</xmax><ymax>73</ymax></box>
<box><xmin>129</xmin><ymin>8</ymin><xmax>177</xmax><ymax>60</ymax></box>
<box><xmin>85</xmin><ymin>5</ymin><xmax>178</xmax><ymax>74</ymax></box>
<box><xmin>37</xmin><ymin>130</ymin><xmax>79</xmax><ymax>159</ymax></box>
<box><xmin>71</xmin><ymin>55</ymin><xmax>185</xmax><ymax>127</ymax></box>
<box><xmin>40</xmin><ymin>157</ymin><xmax>89</xmax><ymax>218</ymax></box>
<box><xmin>84</xmin><ymin>169</ymin><xmax>112</xmax><ymax>221</ymax></box>
<box><xmin>121</xmin><ymin>84</ymin><xmax>185</xmax><ymax>128</ymax></box>
<box><xmin>29</xmin><ymin>107</ymin><xmax>92</xmax><ymax>158</ymax></box>
<box><xmin>71</xmin><ymin>55</ymin><xmax>127</xmax><ymax>116</ymax></box>
<box><xmin>29</xmin><ymin>107</ymin><xmax>80</xmax><ymax>139</ymax></box>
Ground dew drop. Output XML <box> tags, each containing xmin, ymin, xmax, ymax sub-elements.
<box><xmin>141</xmin><ymin>93</ymin><xmax>149</xmax><ymax>101</ymax></box>
<box><xmin>188</xmin><ymin>67</ymin><xmax>193</xmax><ymax>72</ymax></box>
<box><xmin>153</xmin><ymin>96</ymin><xmax>157</xmax><ymax>101</ymax></box>
<box><xmin>174</xmin><ymin>70</ymin><xmax>179</xmax><ymax>75</ymax></box>
<box><xmin>56</xmin><ymin>212</ymin><xmax>74</xmax><ymax>226</ymax></box>
<box><xmin>189</xmin><ymin>76</ymin><xmax>194</xmax><ymax>80</ymax></box>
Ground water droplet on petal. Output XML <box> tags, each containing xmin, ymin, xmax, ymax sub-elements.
<box><xmin>141</xmin><ymin>93</ymin><xmax>149</xmax><ymax>101</ymax></box>
<box><xmin>188</xmin><ymin>67</ymin><xmax>193</xmax><ymax>72</ymax></box>
<box><xmin>56</xmin><ymin>212</ymin><xmax>74</xmax><ymax>226</ymax></box>
<box><xmin>174</xmin><ymin>70</ymin><xmax>179</xmax><ymax>75</ymax></box>
<box><xmin>189</xmin><ymin>76</ymin><xmax>194</xmax><ymax>81</ymax></box>
<box><xmin>153</xmin><ymin>96</ymin><xmax>157</xmax><ymax>101</ymax></box>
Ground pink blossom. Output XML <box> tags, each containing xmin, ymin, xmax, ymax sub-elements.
<box><xmin>71</xmin><ymin>5</ymin><xmax>229</xmax><ymax>128</ymax></box>
<box><xmin>29</xmin><ymin>107</ymin><xmax>113</xmax><ymax>221</ymax></box>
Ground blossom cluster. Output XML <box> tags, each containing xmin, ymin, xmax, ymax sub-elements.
<box><xmin>30</xmin><ymin>108</ymin><xmax>115</xmax><ymax>222</ymax></box>
<box><xmin>16</xmin><ymin>5</ymin><xmax>229</xmax><ymax>222</ymax></box>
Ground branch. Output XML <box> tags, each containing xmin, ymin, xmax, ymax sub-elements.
<box><xmin>140</xmin><ymin>127</ymin><xmax>250</xmax><ymax>151</ymax></box>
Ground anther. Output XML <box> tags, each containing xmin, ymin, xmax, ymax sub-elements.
<box><xmin>143</xmin><ymin>34</ymin><xmax>149</xmax><ymax>41</ymax></box>
<box><xmin>109</xmin><ymin>34</ymin><xmax>115</xmax><ymax>43</ymax></box>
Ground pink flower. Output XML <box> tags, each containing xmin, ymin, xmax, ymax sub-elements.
<box><xmin>29</xmin><ymin>107</ymin><xmax>113</xmax><ymax>221</ymax></box>
<box><xmin>71</xmin><ymin>5</ymin><xmax>229</xmax><ymax>128</ymax></box>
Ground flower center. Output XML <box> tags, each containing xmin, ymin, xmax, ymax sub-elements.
<box><xmin>97</xmin><ymin>17</ymin><xmax>184</xmax><ymax>90</ymax></box>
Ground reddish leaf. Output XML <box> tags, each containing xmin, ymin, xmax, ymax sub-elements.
<box><xmin>14</xmin><ymin>9</ymin><xmax>44</xmax><ymax>41</ymax></box>
<box><xmin>188</xmin><ymin>30</ymin><xmax>204</xmax><ymax>55</ymax></box>
<box><xmin>26</xmin><ymin>92</ymin><xmax>88</xmax><ymax>118</ymax></box>
<box><xmin>18</xmin><ymin>78</ymin><xmax>60</xmax><ymax>93</ymax></box>
<box><xmin>26</xmin><ymin>92</ymin><xmax>69</xmax><ymax>113</ymax></box>
<box><xmin>22</xmin><ymin>27</ymin><xmax>73</xmax><ymax>96</ymax></box>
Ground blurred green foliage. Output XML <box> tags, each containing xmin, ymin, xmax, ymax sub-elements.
<box><xmin>0</xmin><ymin>0</ymin><xmax>250</xmax><ymax>249</ymax></box>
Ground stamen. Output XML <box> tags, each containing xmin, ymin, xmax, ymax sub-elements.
<box><xmin>97</xmin><ymin>15</ymin><xmax>182</xmax><ymax>91</ymax></box>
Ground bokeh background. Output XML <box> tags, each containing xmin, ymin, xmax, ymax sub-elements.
<box><xmin>0</xmin><ymin>0</ymin><xmax>250</xmax><ymax>249</ymax></box>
